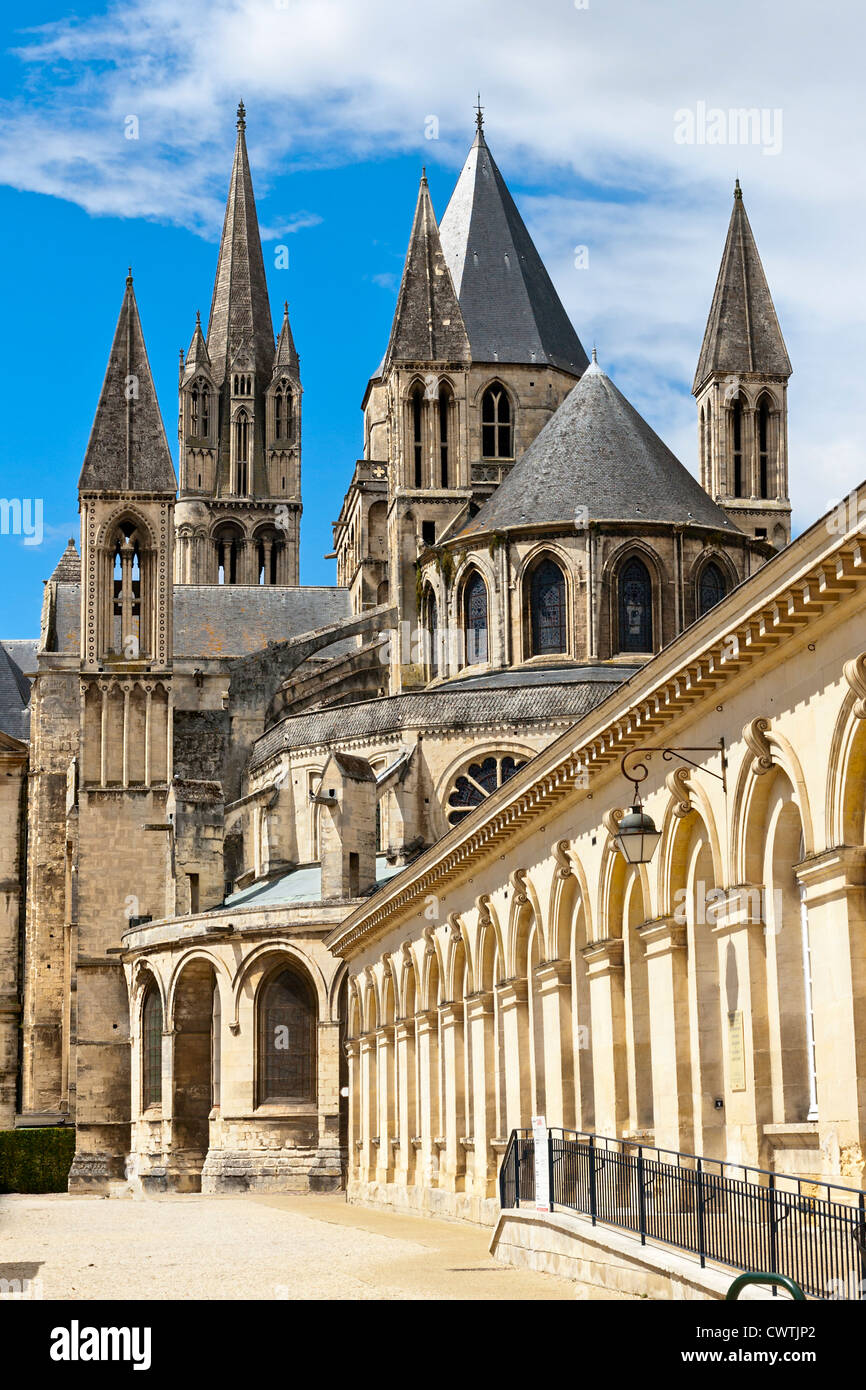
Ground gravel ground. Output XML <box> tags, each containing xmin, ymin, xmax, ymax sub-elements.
<box><xmin>0</xmin><ymin>1191</ymin><xmax>574</xmax><ymax>1301</ymax></box>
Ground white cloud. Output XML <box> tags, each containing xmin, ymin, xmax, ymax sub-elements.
<box><xmin>1</xmin><ymin>0</ymin><xmax>864</xmax><ymax>527</ymax></box>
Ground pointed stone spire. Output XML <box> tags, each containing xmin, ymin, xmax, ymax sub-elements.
<box><xmin>206</xmin><ymin>102</ymin><xmax>275</xmax><ymax>384</ymax></box>
<box><xmin>79</xmin><ymin>274</ymin><xmax>177</xmax><ymax>494</ymax></box>
<box><xmin>693</xmin><ymin>181</ymin><xmax>792</xmax><ymax>392</ymax></box>
<box><xmin>273</xmin><ymin>300</ymin><xmax>300</xmax><ymax>379</ymax></box>
<box><xmin>439</xmin><ymin>124</ymin><xmax>589</xmax><ymax>374</ymax></box>
<box><xmin>48</xmin><ymin>538</ymin><xmax>81</xmax><ymax>584</ymax></box>
<box><xmin>183</xmin><ymin>310</ymin><xmax>212</xmax><ymax>381</ymax></box>
<box><xmin>385</xmin><ymin>172</ymin><xmax>470</xmax><ymax>366</ymax></box>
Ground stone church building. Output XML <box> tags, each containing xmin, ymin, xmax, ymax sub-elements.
<box><xmin>4</xmin><ymin>102</ymin><xmax>856</xmax><ymax>1218</ymax></box>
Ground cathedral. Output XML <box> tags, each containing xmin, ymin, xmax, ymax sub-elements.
<box><xmin>2</xmin><ymin>98</ymin><xmax>832</xmax><ymax>1210</ymax></box>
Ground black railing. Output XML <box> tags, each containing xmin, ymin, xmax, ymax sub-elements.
<box><xmin>499</xmin><ymin>1128</ymin><xmax>866</xmax><ymax>1301</ymax></box>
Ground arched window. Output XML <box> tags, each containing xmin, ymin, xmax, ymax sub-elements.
<box><xmin>410</xmin><ymin>384</ymin><xmax>424</xmax><ymax>488</ymax></box>
<box><xmin>424</xmin><ymin>588</ymin><xmax>439</xmax><ymax>679</ymax></box>
<box><xmin>529</xmin><ymin>558</ymin><xmax>567</xmax><ymax>656</ymax></box>
<box><xmin>214</xmin><ymin>525</ymin><xmax>243</xmax><ymax>585</ymax></box>
<box><xmin>111</xmin><ymin>519</ymin><xmax>145</xmax><ymax>658</ymax></box>
<box><xmin>757</xmin><ymin>395</ymin><xmax>772</xmax><ymax>499</ymax></box>
<box><xmin>274</xmin><ymin>380</ymin><xmax>293</xmax><ymax>442</ymax></box>
<box><xmin>618</xmin><ymin>556</ymin><xmax>654</xmax><ymax>652</ymax></box>
<box><xmin>463</xmin><ymin>571</ymin><xmax>488</xmax><ymax>666</ymax></box>
<box><xmin>258</xmin><ymin>967</ymin><xmax>316</xmax><ymax>1104</ymax></box>
<box><xmin>698</xmin><ymin>561</ymin><xmax>727</xmax><ymax>617</ymax></box>
<box><xmin>142</xmin><ymin>985</ymin><xmax>163</xmax><ymax>1109</ymax></box>
<box><xmin>191</xmin><ymin>379</ymin><xmax>210</xmax><ymax>437</ymax></box>
<box><xmin>439</xmin><ymin>383</ymin><xmax>452</xmax><ymax>487</ymax></box>
<box><xmin>234</xmin><ymin>410</ymin><xmax>250</xmax><ymax>495</ymax></box>
<box><xmin>446</xmin><ymin>754</ymin><xmax>527</xmax><ymax>827</ymax></box>
<box><xmin>481</xmin><ymin>383</ymin><xmax>512</xmax><ymax>459</ymax></box>
<box><xmin>731</xmin><ymin>396</ymin><xmax>744</xmax><ymax>498</ymax></box>
<box><xmin>255</xmin><ymin>529</ymin><xmax>284</xmax><ymax>586</ymax></box>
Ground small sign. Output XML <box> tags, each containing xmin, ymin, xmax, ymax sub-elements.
<box><xmin>532</xmin><ymin>1114</ymin><xmax>550</xmax><ymax>1213</ymax></box>
<box><xmin>728</xmin><ymin>1011</ymin><xmax>747</xmax><ymax>1092</ymax></box>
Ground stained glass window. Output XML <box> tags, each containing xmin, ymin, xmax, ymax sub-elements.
<box><xmin>142</xmin><ymin>986</ymin><xmax>163</xmax><ymax>1109</ymax></box>
<box><xmin>698</xmin><ymin>561</ymin><xmax>727</xmax><ymax>617</ymax></box>
<box><xmin>619</xmin><ymin>557</ymin><xmax>653</xmax><ymax>652</ymax></box>
<box><xmin>258</xmin><ymin>969</ymin><xmax>316</xmax><ymax>1104</ymax></box>
<box><xmin>446</xmin><ymin>755</ymin><xmax>527</xmax><ymax>826</ymax></box>
<box><xmin>530</xmin><ymin>559</ymin><xmax>567</xmax><ymax>655</ymax></box>
<box><xmin>464</xmin><ymin>572</ymin><xmax>488</xmax><ymax>665</ymax></box>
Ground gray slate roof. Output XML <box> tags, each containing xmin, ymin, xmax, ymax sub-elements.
<box><xmin>251</xmin><ymin>673</ymin><xmax>623</xmax><ymax>768</ymax></box>
<box><xmin>386</xmin><ymin>175</ymin><xmax>471</xmax><ymax>366</ymax></box>
<box><xmin>439</xmin><ymin>127</ymin><xmax>589</xmax><ymax>374</ymax></box>
<box><xmin>48</xmin><ymin>539</ymin><xmax>81</xmax><ymax>583</ymax></box>
<box><xmin>461</xmin><ymin>359</ymin><xmax>741</xmax><ymax>536</ymax></box>
<box><xmin>693</xmin><ymin>182</ymin><xmax>792</xmax><ymax>392</ymax></box>
<box><xmin>224</xmin><ymin>854</ymin><xmax>403</xmax><ymax>908</ymax></box>
<box><xmin>0</xmin><ymin>643</ymin><xmax>31</xmax><ymax>740</ymax></box>
<box><xmin>206</xmin><ymin>103</ymin><xmax>275</xmax><ymax>384</ymax></box>
<box><xmin>45</xmin><ymin>583</ymin><xmax>351</xmax><ymax>659</ymax></box>
<box><xmin>273</xmin><ymin>302</ymin><xmax>300</xmax><ymax>379</ymax></box>
<box><xmin>78</xmin><ymin>276</ymin><xmax>177</xmax><ymax>494</ymax></box>
<box><xmin>1</xmin><ymin>639</ymin><xmax>39</xmax><ymax>679</ymax></box>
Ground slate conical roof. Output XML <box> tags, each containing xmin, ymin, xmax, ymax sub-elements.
<box><xmin>273</xmin><ymin>301</ymin><xmax>300</xmax><ymax>379</ymax></box>
<box><xmin>206</xmin><ymin>101</ymin><xmax>275</xmax><ymax>384</ymax></box>
<box><xmin>49</xmin><ymin>538</ymin><xmax>81</xmax><ymax>583</ymax></box>
<box><xmin>693</xmin><ymin>181</ymin><xmax>792</xmax><ymax>393</ymax></box>
<box><xmin>439</xmin><ymin>122</ymin><xmax>589</xmax><ymax>374</ymax></box>
<box><xmin>78</xmin><ymin>274</ymin><xmax>177</xmax><ymax>494</ymax></box>
<box><xmin>462</xmin><ymin>357</ymin><xmax>740</xmax><ymax>535</ymax></box>
<box><xmin>385</xmin><ymin>174</ymin><xmax>471</xmax><ymax>366</ymax></box>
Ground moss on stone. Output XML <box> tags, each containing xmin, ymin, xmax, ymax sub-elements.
<box><xmin>0</xmin><ymin>1127</ymin><xmax>75</xmax><ymax>1193</ymax></box>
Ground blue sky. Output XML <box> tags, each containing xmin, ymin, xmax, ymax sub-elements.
<box><xmin>1</xmin><ymin>0</ymin><xmax>864</xmax><ymax>638</ymax></box>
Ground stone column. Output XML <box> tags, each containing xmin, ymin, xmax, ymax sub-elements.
<box><xmin>639</xmin><ymin>918</ymin><xmax>693</xmax><ymax>1152</ymax></box>
<box><xmin>535</xmin><ymin>959</ymin><xmax>575</xmax><ymax>1130</ymax></box>
<box><xmin>796</xmin><ymin>848</ymin><xmax>866</xmax><ymax>1176</ymax></box>
<box><xmin>466</xmin><ymin>990</ymin><xmax>496</xmax><ymax>1196</ymax></box>
<box><xmin>711</xmin><ymin>886</ymin><xmax>771</xmax><ymax>1168</ymax></box>
<box><xmin>495</xmin><ymin>978</ymin><xmax>531</xmax><ymax>1132</ymax></box>
<box><xmin>582</xmin><ymin>938</ymin><xmax>628</xmax><ymax>1138</ymax></box>
<box><xmin>358</xmin><ymin>1033</ymin><xmax>376</xmax><ymax>1183</ymax></box>
<box><xmin>345</xmin><ymin>1039</ymin><xmax>360</xmax><ymax>1183</ymax></box>
<box><xmin>439</xmin><ymin>1001</ymin><xmax>466</xmax><ymax>1192</ymax></box>
<box><xmin>375</xmin><ymin>1025</ymin><xmax>395</xmax><ymax>1183</ymax></box>
<box><xmin>414</xmin><ymin>1009</ymin><xmax>439</xmax><ymax>1186</ymax></box>
<box><xmin>394</xmin><ymin>1018</ymin><xmax>417</xmax><ymax>1186</ymax></box>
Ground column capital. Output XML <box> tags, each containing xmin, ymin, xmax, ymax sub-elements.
<box><xmin>637</xmin><ymin>916</ymin><xmax>687</xmax><ymax>955</ymax></box>
<box><xmin>708</xmin><ymin>884</ymin><xmax>768</xmax><ymax>937</ymax></box>
<box><xmin>795</xmin><ymin>846</ymin><xmax>866</xmax><ymax>902</ymax></box>
<box><xmin>465</xmin><ymin>989</ymin><xmax>494</xmax><ymax>1019</ymax></box>
<box><xmin>438</xmin><ymin>1001</ymin><xmax>465</xmax><ymax>1028</ymax></box>
<box><xmin>534</xmin><ymin>958</ymin><xmax>572</xmax><ymax>990</ymax></box>
<box><xmin>581</xmin><ymin>937</ymin><xmax>624</xmax><ymax>974</ymax></box>
<box><xmin>374</xmin><ymin>1024</ymin><xmax>395</xmax><ymax>1048</ymax></box>
<box><xmin>495</xmin><ymin>977</ymin><xmax>529</xmax><ymax>1009</ymax></box>
<box><xmin>414</xmin><ymin>1008</ymin><xmax>438</xmax><ymax>1036</ymax></box>
<box><xmin>394</xmin><ymin>1018</ymin><xmax>416</xmax><ymax>1044</ymax></box>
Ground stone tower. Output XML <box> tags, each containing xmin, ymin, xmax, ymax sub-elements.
<box><xmin>333</xmin><ymin>112</ymin><xmax>589</xmax><ymax>691</ymax></box>
<box><xmin>694</xmin><ymin>180</ymin><xmax>792</xmax><ymax>549</ymax></box>
<box><xmin>176</xmin><ymin>102</ymin><xmax>302</xmax><ymax>586</ymax></box>
<box><xmin>71</xmin><ymin>274</ymin><xmax>177</xmax><ymax>1188</ymax></box>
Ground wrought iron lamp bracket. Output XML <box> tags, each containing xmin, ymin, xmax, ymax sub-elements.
<box><xmin>620</xmin><ymin>739</ymin><xmax>727</xmax><ymax>801</ymax></box>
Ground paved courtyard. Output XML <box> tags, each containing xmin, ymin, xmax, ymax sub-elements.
<box><xmin>0</xmin><ymin>1192</ymin><xmax>574</xmax><ymax>1300</ymax></box>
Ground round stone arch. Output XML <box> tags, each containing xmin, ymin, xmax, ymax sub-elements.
<box><xmin>96</xmin><ymin>504</ymin><xmax>157</xmax><ymax>552</ymax></box>
<box><xmin>826</xmin><ymin>689</ymin><xmax>866</xmax><ymax>847</ymax></box>
<box><xmin>229</xmin><ymin>941</ymin><xmax>328</xmax><ymax>1036</ymax></box>
<box><xmin>165</xmin><ymin>946</ymin><xmax>231</xmax><ymax>1031</ymax></box>
<box><xmin>603</xmin><ymin>539</ymin><xmax>669</xmax><ymax>659</ymax></box>
<box><xmin>730</xmin><ymin>728</ymin><xmax>816</xmax><ymax>886</ymax></box>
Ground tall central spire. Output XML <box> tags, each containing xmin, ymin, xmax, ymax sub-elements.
<box><xmin>206</xmin><ymin>101</ymin><xmax>274</xmax><ymax>385</ymax></box>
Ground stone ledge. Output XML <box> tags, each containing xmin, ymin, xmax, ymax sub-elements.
<box><xmin>489</xmin><ymin>1208</ymin><xmax>797</xmax><ymax>1301</ymax></box>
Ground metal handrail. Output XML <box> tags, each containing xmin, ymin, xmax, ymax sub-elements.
<box><xmin>726</xmin><ymin>1272</ymin><xmax>806</xmax><ymax>1301</ymax></box>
